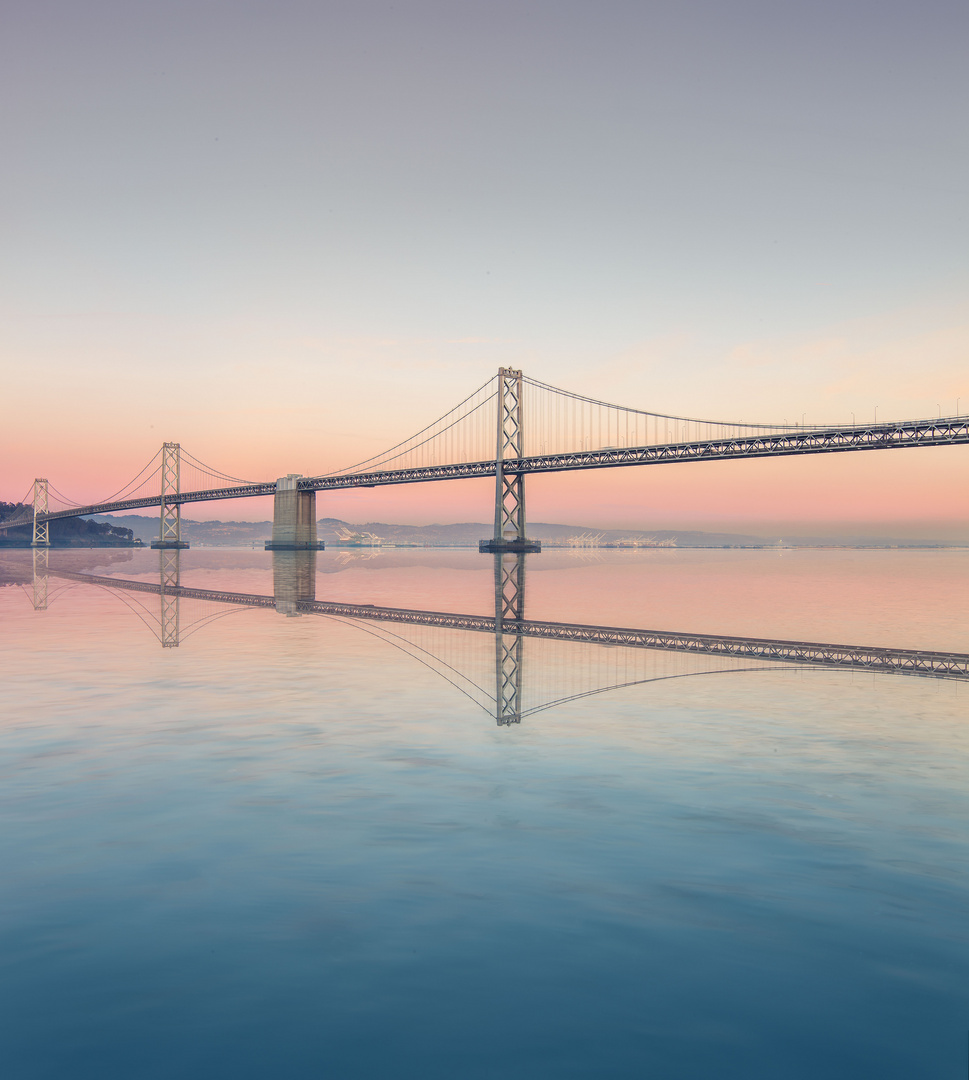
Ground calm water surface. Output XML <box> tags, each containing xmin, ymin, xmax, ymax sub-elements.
<box><xmin>1</xmin><ymin>547</ymin><xmax>967</xmax><ymax>1078</ymax></box>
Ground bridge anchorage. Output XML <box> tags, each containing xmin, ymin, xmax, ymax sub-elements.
<box><xmin>479</xmin><ymin>368</ymin><xmax>541</xmax><ymax>553</ymax></box>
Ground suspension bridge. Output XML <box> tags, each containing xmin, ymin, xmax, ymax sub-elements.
<box><xmin>3</xmin><ymin>369</ymin><xmax>967</xmax><ymax>551</ymax></box>
<box><xmin>19</xmin><ymin>550</ymin><xmax>969</xmax><ymax>727</ymax></box>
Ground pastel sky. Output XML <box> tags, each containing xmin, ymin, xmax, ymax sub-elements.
<box><xmin>2</xmin><ymin>1</ymin><xmax>967</xmax><ymax>537</ymax></box>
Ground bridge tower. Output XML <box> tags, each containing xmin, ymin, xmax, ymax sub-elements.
<box><xmin>480</xmin><ymin>368</ymin><xmax>541</xmax><ymax>553</ymax></box>
<box><xmin>265</xmin><ymin>475</ymin><xmax>325</xmax><ymax>550</ymax></box>
<box><xmin>31</xmin><ymin>479</ymin><xmax>50</xmax><ymax>547</ymax></box>
<box><xmin>494</xmin><ymin>553</ymin><xmax>526</xmax><ymax>725</ymax></box>
<box><xmin>151</xmin><ymin>443</ymin><xmax>189</xmax><ymax>550</ymax></box>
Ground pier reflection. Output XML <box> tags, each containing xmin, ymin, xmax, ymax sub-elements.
<box><xmin>27</xmin><ymin>551</ymin><xmax>969</xmax><ymax>725</ymax></box>
<box><xmin>272</xmin><ymin>549</ymin><xmax>317</xmax><ymax>615</ymax></box>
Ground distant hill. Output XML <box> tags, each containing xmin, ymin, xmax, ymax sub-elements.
<box><xmin>317</xmin><ymin>518</ymin><xmax>772</xmax><ymax>547</ymax></box>
<box><xmin>0</xmin><ymin>503</ymin><xmax>138</xmax><ymax>547</ymax></box>
<box><xmin>92</xmin><ymin>515</ymin><xmax>272</xmax><ymax>546</ymax></box>
<box><xmin>92</xmin><ymin>514</ymin><xmax>962</xmax><ymax>549</ymax></box>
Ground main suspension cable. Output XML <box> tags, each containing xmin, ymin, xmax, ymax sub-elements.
<box><xmin>11</xmin><ymin>483</ymin><xmax>34</xmax><ymax>510</ymax></box>
<box><xmin>47</xmin><ymin>482</ymin><xmax>86</xmax><ymax>508</ymax></box>
<box><xmin>97</xmin><ymin>450</ymin><xmax>165</xmax><ymax>504</ymax></box>
<box><xmin>179</xmin><ymin>450</ymin><xmax>259</xmax><ymax>486</ymax></box>
<box><xmin>339</xmin><ymin>391</ymin><xmax>497</xmax><ymax>473</ymax></box>
<box><xmin>314</xmin><ymin>374</ymin><xmax>498</xmax><ymax>477</ymax></box>
<box><xmin>522</xmin><ymin>375</ymin><xmax>807</xmax><ymax>431</ymax></box>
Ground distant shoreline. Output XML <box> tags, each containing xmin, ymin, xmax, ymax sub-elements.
<box><xmin>0</xmin><ymin>540</ymin><xmax>144</xmax><ymax>549</ymax></box>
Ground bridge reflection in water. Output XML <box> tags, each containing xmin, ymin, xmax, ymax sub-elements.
<box><xmin>33</xmin><ymin>552</ymin><xmax>969</xmax><ymax>726</ymax></box>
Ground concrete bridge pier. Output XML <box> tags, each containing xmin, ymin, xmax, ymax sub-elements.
<box><xmin>265</xmin><ymin>475</ymin><xmax>325</xmax><ymax>551</ymax></box>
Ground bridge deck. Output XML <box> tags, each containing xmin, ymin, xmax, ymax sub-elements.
<box><xmin>5</xmin><ymin>415</ymin><xmax>967</xmax><ymax>526</ymax></box>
